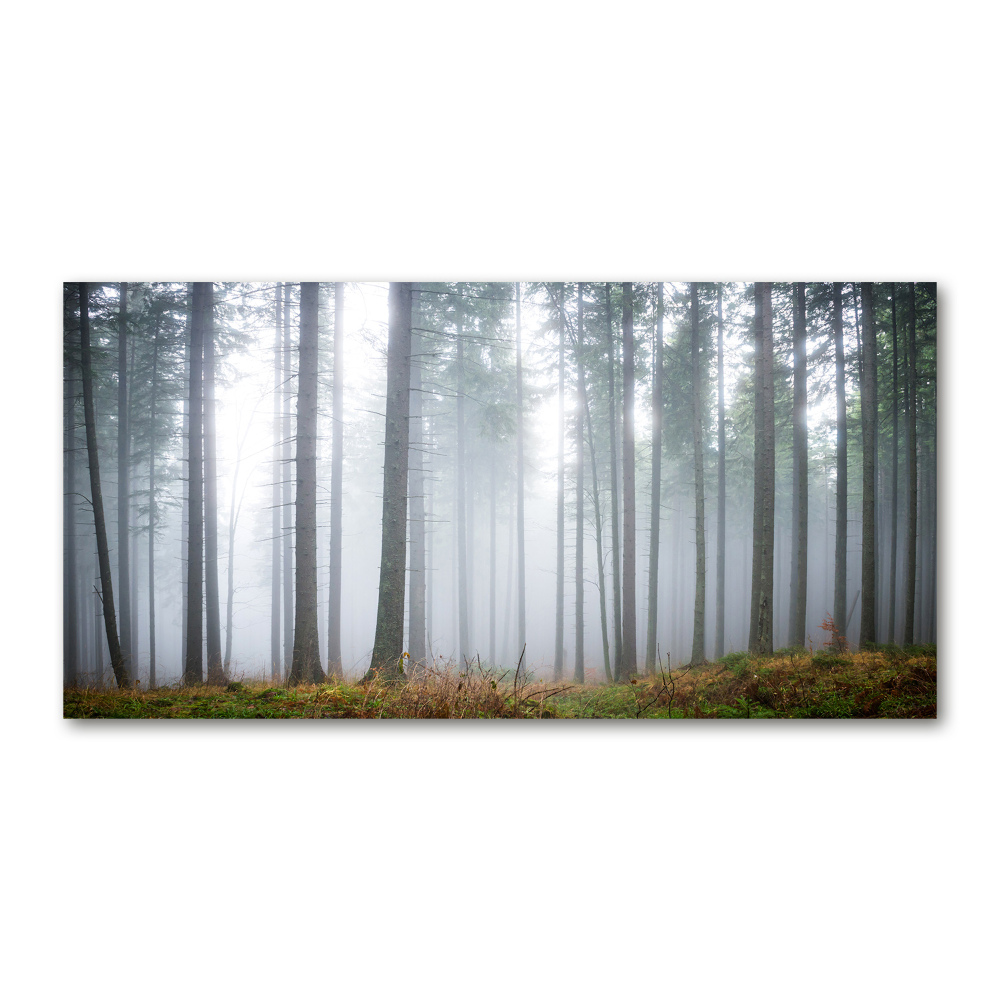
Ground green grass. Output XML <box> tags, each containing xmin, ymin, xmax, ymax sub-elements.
<box><xmin>64</xmin><ymin>646</ymin><xmax>936</xmax><ymax>720</ymax></box>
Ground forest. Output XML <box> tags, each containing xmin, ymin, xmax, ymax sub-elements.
<box><xmin>62</xmin><ymin>280</ymin><xmax>937</xmax><ymax>718</ymax></box>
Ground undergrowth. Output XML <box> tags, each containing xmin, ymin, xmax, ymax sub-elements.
<box><xmin>64</xmin><ymin>646</ymin><xmax>936</xmax><ymax>719</ymax></box>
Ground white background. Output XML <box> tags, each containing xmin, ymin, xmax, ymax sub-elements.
<box><xmin>2</xmin><ymin>2</ymin><xmax>994</xmax><ymax>998</ymax></box>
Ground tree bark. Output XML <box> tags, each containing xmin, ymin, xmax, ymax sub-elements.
<box><xmin>282</xmin><ymin>282</ymin><xmax>294</xmax><ymax>673</ymax></box>
<box><xmin>574</xmin><ymin>283</ymin><xmax>586</xmax><ymax>684</ymax></box>
<box><xmin>117</xmin><ymin>282</ymin><xmax>132</xmax><ymax>680</ymax></box>
<box><xmin>515</xmin><ymin>282</ymin><xmax>526</xmax><ymax>658</ymax></box>
<box><xmin>645</xmin><ymin>283</ymin><xmax>664</xmax><ymax>673</ymax></box>
<box><xmin>203</xmin><ymin>284</ymin><xmax>225</xmax><ymax>683</ymax></box>
<box><xmin>714</xmin><ymin>284</ymin><xmax>726</xmax><ymax>659</ymax></box>
<box><xmin>184</xmin><ymin>283</ymin><xmax>208</xmax><ymax>684</ymax></box>
<box><xmin>369</xmin><ymin>282</ymin><xmax>412</xmax><ymax>677</ymax></box>
<box><xmin>271</xmin><ymin>282</ymin><xmax>282</xmax><ymax>679</ymax></box>
<box><xmin>789</xmin><ymin>282</ymin><xmax>808</xmax><ymax>648</ymax></box>
<box><xmin>63</xmin><ymin>300</ymin><xmax>79</xmax><ymax>687</ymax></box>
<box><xmin>691</xmin><ymin>282</ymin><xmax>707</xmax><ymax>664</ymax></box>
<box><xmin>888</xmin><ymin>283</ymin><xmax>899</xmax><ymax>643</ymax></box>
<box><xmin>455</xmin><ymin>287</ymin><xmax>469</xmax><ymax>665</ymax></box>
<box><xmin>407</xmin><ymin>292</ymin><xmax>427</xmax><ymax>670</ymax></box>
<box><xmin>833</xmin><ymin>282</ymin><xmax>848</xmax><ymax>638</ymax></box>
<box><xmin>859</xmin><ymin>282</ymin><xmax>878</xmax><ymax>647</ymax></box>
<box><xmin>327</xmin><ymin>281</ymin><xmax>345</xmax><ymax>679</ymax></box>
<box><xmin>749</xmin><ymin>282</ymin><xmax>775</xmax><ymax>655</ymax></box>
<box><xmin>621</xmin><ymin>282</ymin><xmax>637</xmax><ymax>679</ymax></box>
<box><xmin>584</xmin><ymin>392</ymin><xmax>612</xmax><ymax>682</ymax></box>
<box><xmin>289</xmin><ymin>282</ymin><xmax>324</xmax><ymax>684</ymax></box>
<box><xmin>80</xmin><ymin>282</ymin><xmax>126</xmax><ymax>688</ymax></box>
<box><xmin>605</xmin><ymin>284</ymin><xmax>623</xmax><ymax>679</ymax></box>
<box><xmin>904</xmin><ymin>281</ymin><xmax>917</xmax><ymax>645</ymax></box>
<box><xmin>554</xmin><ymin>284</ymin><xmax>566</xmax><ymax>680</ymax></box>
<box><xmin>147</xmin><ymin>313</ymin><xmax>159</xmax><ymax>687</ymax></box>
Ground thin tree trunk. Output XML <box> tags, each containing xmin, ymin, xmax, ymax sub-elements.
<box><xmin>515</xmin><ymin>282</ymin><xmax>526</xmax><ymax>658</ymax></box>
<box><xmin>271</xmin><ymin>282</ymin><xmax>282</xmax><ymax>679</ymax></box>
<box><xmin>605</xmin><ymin>283</ymin><xmax>623</xmax><ymax>679</ymax></box>
<box><xmin>408</xmin><ymin>298</ymin><xmax>426</xmax><ymax>670</ymax></box>
<box><xmin>117</xmin><ymin>282</ymin><xmax>132</xmax><ymax>680</ymax></box>
<box><xmin>184</xmin><ymin>283</ymin><xmax>207</xmax><ymax>685</ymax></box>
<box><xmin>691</xmin><ymin>282</ymin><xmax>707</xmax><ymax>664</ymax></box>
<box><xmin>455</xmin><ymin>288</ymin><xmax>469</xmax><ymax>665</ymax></box>
<box><xmin>574</xmin><ymin>283</ymin><xmax>586</xmax><ymax>684</ymax></box>
<box><xmin>833</xmin><ymin>282</ymin><xmax>848</xmax><ymax>637</ymax></box>
<box><xmin>904</xmin><ymin>281</ymin><xmax>917</xmax><ymax>644</ymax></box>
<box><xmin>645</xmin><ymin>283</ymin><xmax>664</xmax><ymax>673</ymax></box>
<box><xmin>203</xmin><ymin>284</ymin><xmax>224</xmax><ymax>683</ymax></box>
<box><xmin>715</xmin><ymin>284</ymin><xmax>726</xmax><ymax>660</ymax></box>
<box><xmin>181</xmin><ymin>296</ymin><xmax>190</xmax><ymax>668</ymax></box>
<box><xmin>789</xmin><ymin>282</ymin><xmax>808</xmax><ymax>647</ymax></box>
<box><xmin>621</xmin><ymin>282</ymin><xmax>637</xmax><ymax>680</ymax></box>
<box><xmin>489</xmin><ymin>441</ymin><xmax>496</xmax><ymax>664</ymax></box>
<box><xmin>554</xmin><ymin>284</ymin><xmax>565</xmax><ymax>680</ymax></box>
<box><xmin>80</xmin><ymin>282</ymin><xmax>126</xmax><ymax>688</ymax></box>
<box><xmin>147</xmin><ymin>315</ymin><xmax>159</xmax><ymax>687</ymax></box>
<box><xmin>369</xmin><ymin>282</ymin><xmax>412</xmax><ymax>677</ymax></box>
<box><xmin>64</xmin><ymin>320</ymin><xmax>79</xmax><ymax>687</ymax></box>
<box><xmin>584</xmin><ymin>395</ymin><xmax>612</xmax><ymax>682</ymax></box>
<box><xmin>888</xmin><ymin>283</ymin><xmax>899</xmax><ymax>643</ymax></box>
<box><xmin>859</xmin><ymin>282</ymin><xmax>878</xmax><ymax>647</ymax></box>
<box><xmin>327</xmin><ymin>283</ymin><xmax>346</xmax><ymax>679</ymax></box>
<box><xmin>282</xmin><ymin>282</ymin><xmax>294</xmax><ymax>672</ymax></box>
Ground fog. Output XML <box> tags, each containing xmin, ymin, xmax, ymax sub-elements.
<box><xmin>63</xmin><ymin>280</ymin><xmax>937</xmax><ymax>688</ymax></box>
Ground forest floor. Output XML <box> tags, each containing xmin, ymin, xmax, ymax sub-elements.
<box><xmin>64</xmin><ymin>645</ymin><xmax>936</xmax><ymax>719</ymax></box>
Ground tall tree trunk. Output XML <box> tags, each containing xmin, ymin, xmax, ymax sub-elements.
<box><xmin>605</xmin><ymin>283</ymin><xmax>623</xmax><ymax>679</ymax></box>
<box><xmin>645</xmin><ymin>283</ymin><xmax>664</xmax><ymax>673</ymax></box>
<box><xmin>691</xmin><ymin>282</ymin><xmax>707</xmax><ymax>664</ymax></box>
<box><xmin>203</xmin><ymin>284</ymin><xmax>225</xmax><ymax>683</ymax></box>
<box><xmin>289</xmin><ymin>282</ymin><xmax>324</xmax><ymax>684</ymax></box>
<box><xmin>455</xmin><ymin>288</ymin><xmax>469</xmax><ymax>665</ymax></box>
<box><xmin>64</xmin><ymin>320</ymin><xmax>79</xmax><ymax>687</ymax></box>
<box><xmin>574</xmin><ymin>283</ymin><xmax>586</xmax><ymax>684</ymax></box>
<box><xmin>147</xmin><ymin>315</ymin><xmax>159</xmax><ymax>687</ymax></box>
<box><xmin>327</xmin><ymin>282</ymin><xmax>345</xmax><ymax>679</ymax></box>
<box><xmin>833</xmin><ymin>282</ymin><xmax>848</xmax><ymax>637</ymax></box>
<box><xmin>80</xmin><ymin>282</ymin><xmax>126</xmax><ymax>688</ymax></box>
<box><xmin>554</xmin><ymin>284</ymin><xmax>566</xmax><ymax>680</ymax></box>
<box><xmin>749</xmin><ymin>282</ymin><xmax>775</xmax><ymax>655</ymax></box>
<box><xmin>888</xmin><ymin>283</ymin><xmax>899</xmax><ymax>643</ymax></box>
<box><xmin>584</xmin><ymin>395</ymin><xmax>612</xmax><ymax>682</ymax></box>
<box><xmin>904</xmin><ymin>281</ymin><xmax>917</xmax><ymax>645</ymax></box>
<box><xmin>714</xmin><ymin>284</ymin><xmax>726</xmax><ymax>659</ymax></box>
<box><xmin>489</xmin><ymin>438</ymin><xmax>496</xmax><ymax>665</ymax></box>
<box><xmin>369</xmin><ymin>282</ymin><xmax>412</xmax><ymax>677</ymax></box>
<box><xmin>184</xmin><ymin>283</ymin><xmax>207</xmax><ymax>685</ymax></box>
<box><xmin>859</xmin><ymin>282</ymin><xmax>878</xmax><ymax>647</ymax></box>
<box><xmin>282</xmin><ymin>282</ymin><xmax>294</xmax><ymax>673</ymax></box>
<box><xmin>408</xmin><ymin>298</ymin><xmax>427</xmax><ymax>670</ymax></box>
<box><xmin>789</xmin><ymin>282</ymin><xmax>808</xmax><ymax>647</ymax></box>
<box><xmin>117</xmin><ymin>282</ymin><xmax>132</xmax><ymax>680</ymax></box>
<box><xmin>181</xmin><ymin>294</ymin><xmax>190</xmax><ymax>668</ymax></box>
<box><xmin>271</xmin><ymin>282</ymin><xmax>282</xmax><ymax>680</ymax></box>
<box><xmin>621</xmin><ymin>282</ymin><xmax>637</xmax><ymax>679</ymax></box>
<box><xmin>515</xmin><ymin>282</ymin><xmax>526</xmax><ymax>658</ymax></box>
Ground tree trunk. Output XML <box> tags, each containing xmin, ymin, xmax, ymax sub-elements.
<box><xmin>715</xmin><ymin>284</ymin><xmax>726</xmax><ymax>659</ymax></box>
<box><xmin>789</xmin><ymin>282</ymin><xmax>808</xmax><ymax>648</ymax></box>
<box><xmin>515</xmin><ymin>282</ymin><xmax>526</xmax><ymax>658</ymax></box>
<box><xmin>691</xmin><ymin>282</ymin><xmax>707</xmax><ymax>665</ymax></box>
<box><xmin>288</xmin><ymin>282</ymin><xmax>324</xmax><ymax>684</ymax></box>
<box><xmin>554</xmin><ymin>284</ymin><xmax>565</xmax><ymax>681</ymax></box>
<box><xmin>859</xmin><ymin>282</ymin><xmax>878</xmax><ymax>647</ymax></box>
<box><xmin>749</xmin><ymin>282</ymin><xmax>775</xmax><ymax>655</ymax></box>
<box><xmin>271</xmin><ymin>282</ymin><xmax>282</xmax><ymax>680</ymax></box>
<box><xmin>833</xmin><ymin>282</ymin><xmax>848</xmax><ymax>638</ymax></box>
<box><xmin>621</xmin><ymin>282</ymin><xmax>637</xmax><ymax>679</ymax></box>
<box><xmin>181</xmin><ymin>294</ymin><xmax>190</xmax><ymax>670</ymax></box>
<box><xmin>904</xmin><ymin>282</ymin><xmax>917</xmax><ymax>645</ymax></box>
<box><xmin>574</xmin><ymin>283</ymin><xmax>586</xmax><ymax>684</ymax></box>
<box><xmin>203</xmin><ymin>284</ymin><xmax>225</xmax><ymax>683</ymax></box>
<box><xmin>408</xmin><ymin>295</ymin><xmax>427</xmax><ymax>670</ymax></box>
<box><xmin>117</xmin><ymin>282</ymin><xmax>132</xmax><ymax>680</ymax></box>
<box><xmin>455</xmin><ymin>288</ymin><xmax>469</xmax><ymax>665</ymax></box>
<box><xmin>80</xmin><ymin>282</ymin><xmax>126</xmax><ymax>688</ymax></box>
<box><xmin>63</xmin><ymin>311</ymin><xmax>79</xmax><ymax>687</ymax></box>
<box><xmin>282</xmin><ymin>282</ymin><xmax>294</xmax><ymax>673</ymax></box>
<box><xmin>326</xmin><ymin>282</ymin><xmax>345</xmax><ymax>679</ymax></box>
<box><xmin>645</xmin><ymin>283</ymin><xmax>664</xmax><ymax>673</ymax></box>
<box><xmin>368</xmin><ymin>282</ymin><xmax>412</xmax><ymax>678</ymax></box>
<box><xmin>605</xmin><ymin>284</ymin><xmax>623</xmax><ymax>680</ymax></box>
<box><xmin>147</xmin><ymin>314</ymin><xmax>159</xmax><ymax>687</ymax></box>
<box><xmin>888</xmin><ymin>283</ymin><xmax>899</xmax><ymax>643</ymax></box>
<box><xmin>584</xmin><ymin>395</ymin><xmax>612</xmax><ymax>682</ymax></box>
